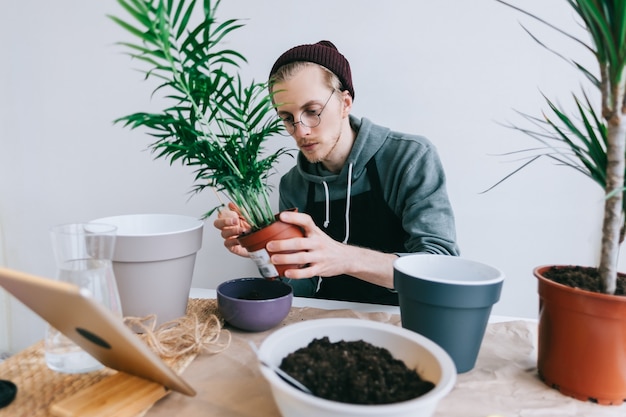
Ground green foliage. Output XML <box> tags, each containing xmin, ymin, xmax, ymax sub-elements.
<box><xmin>493</xmin><ymin>1</ymin><xmax>623</xmax><ymax>193</ymax></box>
<box><xmin>489</xmin><ymin>92</ymin><xmax>611</xmax><ymax>199</ymax></box>
<box><xmin>495</xmin><ymin>0</ymin><xmax>626</xmax><ymax>293</ymax></box>
<box><xmin>109</xmin><ymin>0</ymin><xmax>291</xmax><ymax>230</ymax></box>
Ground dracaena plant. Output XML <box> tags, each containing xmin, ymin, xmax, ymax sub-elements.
<box><xmin>492</xmin><ymin>0</ymin><xmax>626</xmax><ymax>294</ymax></box>
<box><xmin>109</xmin><ymin>0</ymin><xmax>291</xmax><ymax>231</ymax></box>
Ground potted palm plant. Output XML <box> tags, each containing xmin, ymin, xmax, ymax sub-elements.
<box><xmin>109</xmin><ymin>0</ymin><xmax>302</xmax><ymax>277</ymax></box>
<box><xmin>494</xmin><ymin>0</ymin><xmax>626</xmax><ymax>405</ymax></box>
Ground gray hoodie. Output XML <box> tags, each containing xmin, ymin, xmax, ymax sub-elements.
<box><xmin>278</xmin><ymin>115</ymin><xmax>459</xmax><ymax>257</ymax></box>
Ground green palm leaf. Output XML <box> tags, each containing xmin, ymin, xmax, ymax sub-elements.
<box><xmin>110</xmin><ymin>0</ymin><xmax>290</xmax><ymax>229</ymax></box>
<box><xmin>495</xmin><ymin>0</ymin><xmax>626</xmax><ymax>294</ymax></box>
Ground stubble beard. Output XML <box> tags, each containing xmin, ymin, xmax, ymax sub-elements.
<box><xmin>302</xmin><ymin>126</ymin><xmax>343</xmax><ymax>165</ymax></box>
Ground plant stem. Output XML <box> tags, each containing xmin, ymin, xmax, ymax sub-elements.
<box><xmin>599</xmin><ymin>112</ymin><xmax>626</xmax><ymax>294</ymax></box>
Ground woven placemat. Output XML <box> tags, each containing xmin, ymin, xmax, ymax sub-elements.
<box><xmin>0</xmin><ymin>298</ymin><xmax>223</xmax><ymax>417</ymax></box>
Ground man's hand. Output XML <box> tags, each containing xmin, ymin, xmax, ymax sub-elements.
<box><xmin>266</xmin><ymin>210</ymin><xmax>345</xmax><ymax>279</ymax></box>
<box><xmin>213</xmin><ymin>202</ymin><xmax>252</xmax><ymax>258</ymax></box>
<box><xmin>267</xmin><ymin>210</ymin><xmax>396</xmax><ymax>288</ymax></box>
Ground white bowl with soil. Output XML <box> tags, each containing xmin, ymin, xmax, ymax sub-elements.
<box><xmin>257</xmin><ymin>318</ymin><xmax>456</xmax><ymax>417</ymax></box>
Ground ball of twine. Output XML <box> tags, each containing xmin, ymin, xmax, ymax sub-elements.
<box><xmin>124</xmin><ymin>313</ymin><xmax>231</xmax><ymax>358</ymax></box>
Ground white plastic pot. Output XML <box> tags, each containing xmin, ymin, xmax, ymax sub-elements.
<box><xmin>91</xmin><ymin>213</ymin><xmax>203</xmax><ymax>325</ymax></box>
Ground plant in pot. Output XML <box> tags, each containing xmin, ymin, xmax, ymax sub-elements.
<box><xmin>109</xmin><ymin>0</ymin><xmax>302</xmax><ymax>279</ymax></box>
<box><xmin>494</xmin><ymin>0</ymin><xmax>626</xmax><ymax>405</ymax></box>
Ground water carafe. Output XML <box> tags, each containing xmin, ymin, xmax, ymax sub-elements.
<box><xmin>45</xmin><ymin>223</ymin><xmax>121</xmax><ymax>373</ymax></box>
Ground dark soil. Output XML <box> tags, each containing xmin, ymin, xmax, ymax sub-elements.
<box><xmin>543</xmin><ymin>265</ymin><xmax>626</xmax><ymax>295</ymax></box>
<box><xmin>238</xmin><ymin>290</ymin><xmax>266</xmax><ymax>300</ymax></box>
<box><xmin>279</xmin><ymin>336</ymin><xmax>435</xmax><ymax>405</ymax></box>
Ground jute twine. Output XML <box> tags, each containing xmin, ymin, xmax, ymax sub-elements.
<box><xmin>0</xmin><ymin>298</ymin><xmax>228</xmax><ymax>417</ymax></box>
<box><xmin>124</xmin><ymin>305</ymin><xmax>231</xmax><ymax>362</ymax></box>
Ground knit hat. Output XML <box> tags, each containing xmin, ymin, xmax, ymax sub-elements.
<box><xmin>269</xmin><ymin>40</ymin><xmax>355</xmax><ymax>100</ymax></box>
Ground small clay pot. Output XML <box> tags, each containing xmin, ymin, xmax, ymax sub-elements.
<box><xmin>237</xmin><ymin>210</ymin><xmax>305</xmax><ymax>278</ymax></box>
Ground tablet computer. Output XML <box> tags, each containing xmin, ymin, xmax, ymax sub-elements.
<box><xmin>0</xmin><ymin>267</ymin><xmax>195</xmax><ymax>396</ymax></box>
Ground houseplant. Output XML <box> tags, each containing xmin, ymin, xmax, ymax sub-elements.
<box><xmin>109</xmin><ymin>0</ymin><xmax>292</xmax><ymax>231</ymax></box>
<box><xmin>109</xmin><ymin>0</ymin><xmax>302</xmax><ymax>277</ymax></box>
<box><xmin>495</xmin><ymin>0</ymin><xmax>626</xmax><ymax>404</ymax></box>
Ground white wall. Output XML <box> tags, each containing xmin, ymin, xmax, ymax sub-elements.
<box><xmin>0</xmin><ymin>226</ymin><xmax>9</xmax><ymax>355</ymax></box>
<box><xmin>0</xmin><ymin>0</ymin><xmax>615</xmax><ymax>352</ymax></box>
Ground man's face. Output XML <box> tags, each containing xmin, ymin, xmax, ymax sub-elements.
<box><xmin>273</xmin><ymin>66</ymin><xmax>349</xmax><ymax>165</ymax></box>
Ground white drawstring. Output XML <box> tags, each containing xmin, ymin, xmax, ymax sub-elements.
<box><xmin>343</xmin><ymin>163</ymin><xmax>353</xmax><ymax>244</ymax></box>
<box><xmin>322</xmin><ymin>181</ymin><xmax>330</xmax><ymax>228</ymax></box>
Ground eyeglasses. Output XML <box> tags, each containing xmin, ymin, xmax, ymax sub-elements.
<box><xmin>278</xmin><ymin>90</ymin><xmax>335</xmax><ymax>136</ymax></box>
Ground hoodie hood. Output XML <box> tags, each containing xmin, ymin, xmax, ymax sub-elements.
<box><xmin>291</xmin><ymin>115</ymin><xmax>390</xmax><ymax>242</ymax></box>
<box><xmin>294</xmin><ymin>115</ymin><xmax>390</xmax><ymax>188</ymax></box>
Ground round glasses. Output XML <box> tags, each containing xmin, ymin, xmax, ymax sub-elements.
<box><xmin>278</xmin><ymin>90</ymin><xmax>335</xmax><ymax>136</ymax></box>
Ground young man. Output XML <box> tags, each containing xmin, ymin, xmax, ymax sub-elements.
<box><xmin>214</xmin><ymin>40</ymin><xmax>459</xmax><ymax>305</ymax></box>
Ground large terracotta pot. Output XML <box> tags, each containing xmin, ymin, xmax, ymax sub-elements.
<box><xmin>237</xmin><ymin>212</ymin><xmax>304</xmax><ymax>279</ymax></box>
<box><xmin>535</xmin><ymin>265</ymin><xmax>626</xmax><ymax>405</ymax></box>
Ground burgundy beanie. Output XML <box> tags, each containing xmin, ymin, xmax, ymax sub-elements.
<box><xmin>269</xmin><ymin>40</ymin><xmax>354</xmax><ymax>100</ymax></box>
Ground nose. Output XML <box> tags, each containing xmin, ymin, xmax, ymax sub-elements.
<box><xmin>292</xmin><ymin>121</ymin><xmax>311</xmax><ymax>136</ymax></box>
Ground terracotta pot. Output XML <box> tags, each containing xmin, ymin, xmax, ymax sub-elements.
<box><xmin>535</xmin><ymin>265</ymin><xmax>626</xmax><ymax>405</ymax></box>
<box><xmin>237</xmin><ymin>211</ymin><xmax>305</xmax><ymax>279</ymax></box>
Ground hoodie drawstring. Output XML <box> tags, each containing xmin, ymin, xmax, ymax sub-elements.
<box><xmin>343</xmin><ymin>163</ymin><xmax>353</xmax><ymax>244</ymax></box>
<box><xmin>320</xmin><ymin>162</ymin><xmax>353</xmax><ymax>244</ymax></box>
<box><xmin>322</xmin><ymin>181</ymin><xmax>330</xmax><ymax>228</ymax></box>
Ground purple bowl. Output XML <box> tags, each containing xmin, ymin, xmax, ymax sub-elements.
<box><xmin>217</xmin><ymin>278</ymin><xmax>293</xmax><ymax>332</ymax></box>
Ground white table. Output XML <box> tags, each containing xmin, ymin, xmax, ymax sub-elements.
<box><xmin>190</xmin><ymin>287</ymin><xmax>523</xmax><ymax>323</ymax></box>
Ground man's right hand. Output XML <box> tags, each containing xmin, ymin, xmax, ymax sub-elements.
<box><xmin>213</xmin><ymin>202</ymin><xmax>252</xmax><ymax>258</ymax></box>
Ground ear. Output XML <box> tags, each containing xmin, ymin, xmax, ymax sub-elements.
<box><xmin>340</xmin><ymin>90</ymin><xmax>353</xmax><ymax>118</ymax></box>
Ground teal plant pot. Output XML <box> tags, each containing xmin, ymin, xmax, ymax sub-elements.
<box><xmin>394</xmin><ymin>254</ymin><xmax>504</xmax><ymax>373</ymax></box>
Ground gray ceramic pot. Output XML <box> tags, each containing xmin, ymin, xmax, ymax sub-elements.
<box><xmin>394</xmin><ymin>254</ymin><xmax>504</xmax><ymax>373</ymax></box>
